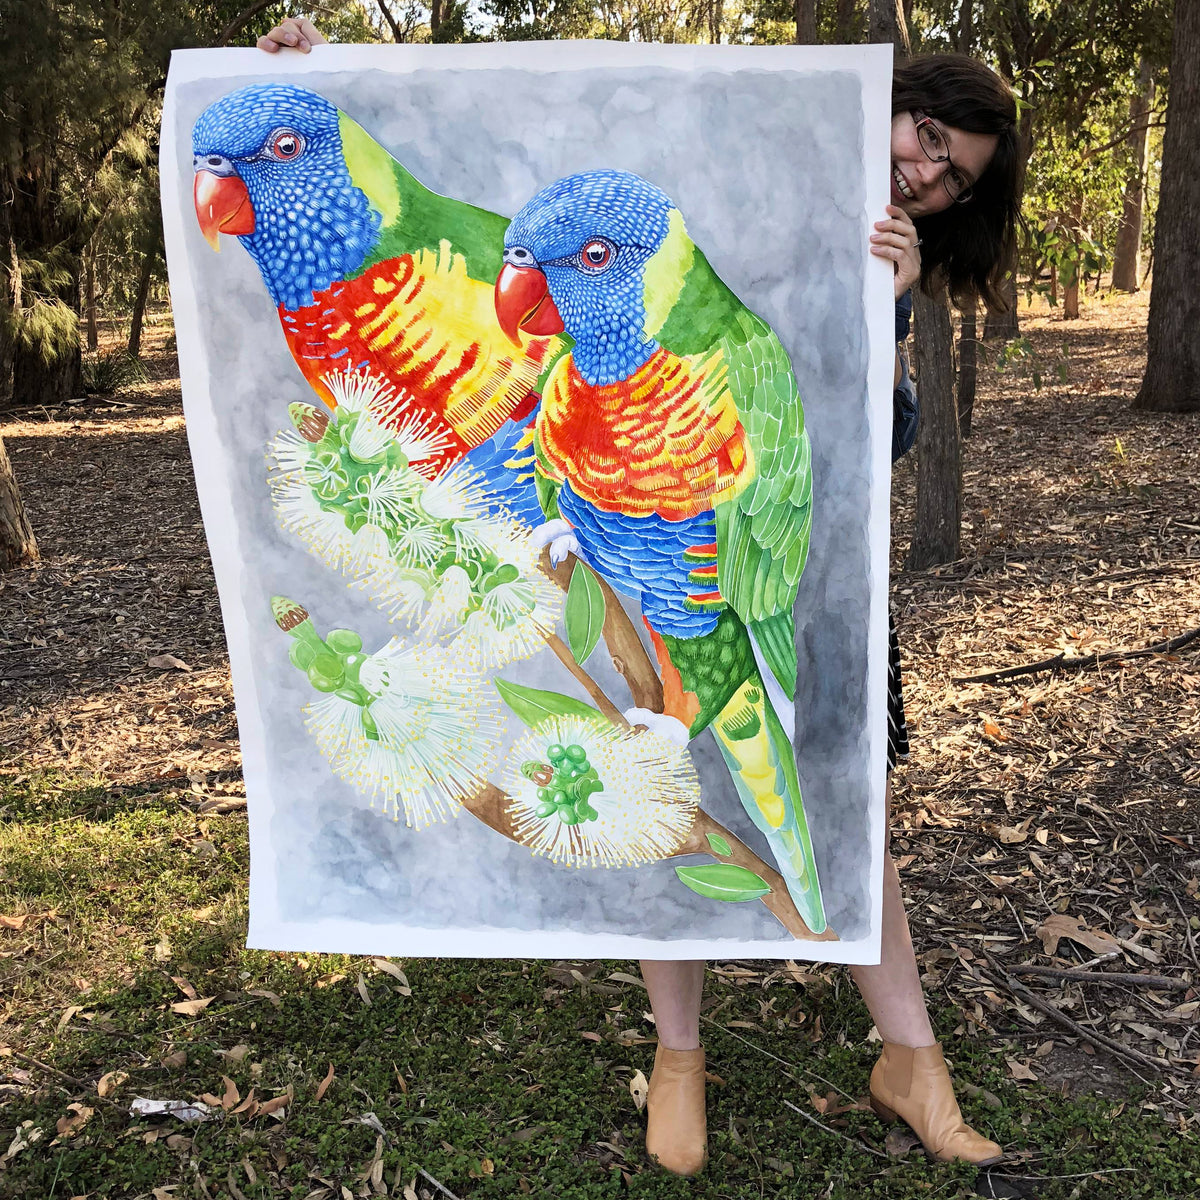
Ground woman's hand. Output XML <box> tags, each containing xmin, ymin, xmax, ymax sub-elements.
<box><xmin>257</xmin><ymin>16</ymin><xmax>327</xmax><ymax>53</ymax></box>
<box><xmin>870</xmin><ymin>205</ymin><xmax>922</xmax><ymax>301</ymax></box>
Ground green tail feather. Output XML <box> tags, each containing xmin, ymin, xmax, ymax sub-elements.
<box><xmin>712</xmin><ymin>674</ymin><xmax>826</xmax><ymax>935</ymax></box>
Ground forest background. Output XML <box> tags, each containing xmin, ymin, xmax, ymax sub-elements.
<box><xmin>0</xmin><ymin>3</ymin><xmax>1197</xmax><ymax>1199</ymax></box>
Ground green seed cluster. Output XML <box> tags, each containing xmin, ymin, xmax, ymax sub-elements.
<box><xmin>533</xmin><ymin>743</ymin><xmax>604</xmax><ymax>825</ymax></box>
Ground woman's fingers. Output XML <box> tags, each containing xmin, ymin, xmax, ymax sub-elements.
<box><xmin>257</xmin><ymin>16</ymin><xmax>326</xmax><ymax>52</ymax></box>
<box><xmin>870</xmin><ymin>231</ymin><xmax>917</xmax><ymax>250</ymax></box>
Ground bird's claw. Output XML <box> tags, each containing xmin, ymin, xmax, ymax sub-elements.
<box><xmin>531</xmin><ymin>519</ymin><xmax>580</xmax><ymax>567</ymax></box>
<box><xmin>624</xmin><ymin>708</ymin><xmax>691</xmax><ymax>747</ymax></box>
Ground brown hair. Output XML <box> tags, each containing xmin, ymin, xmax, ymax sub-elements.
<box><xmin>892</xmin><ymin>54</ymin><xmax>1022</xmax><ymax>310</ymax></box>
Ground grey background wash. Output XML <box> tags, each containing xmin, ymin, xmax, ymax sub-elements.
<box><xmin>173</xmin><ymin>60</ymin><xmax>878</xmax><ymax>947</ymax></box>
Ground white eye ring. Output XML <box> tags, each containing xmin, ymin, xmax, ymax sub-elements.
<box><xmin>578</xmin><ymin>239</ymin><xmax>615</xmax><ymax>272</ymax></box>
<box><xmin>266</xmin><ymin>129</ymin><xmax>305</xmax><ymax>161</ymax></box>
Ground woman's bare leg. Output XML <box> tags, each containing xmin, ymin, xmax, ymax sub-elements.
<box><xmin>849</xmin><ymin>780</ymin><xmax>935</xmax><ymax>1045</ymax></box>
<box><xmin>640</xmin><ymin>959</ymin><xmax>705</xmax><ymax>1049</ymax></box>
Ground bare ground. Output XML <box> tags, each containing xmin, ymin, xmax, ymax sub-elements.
<box><xmin>1</xmin><ymin>292</ymin><xmax>1197</xmax><ymax>1114</ymax></box>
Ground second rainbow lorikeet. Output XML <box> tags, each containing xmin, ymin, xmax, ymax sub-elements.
<box><xmin>493</xmin><ymin>169</ymin><xmax>825</xmax><ymax>934</ymax></box>
<box><xmin>191</xmin><ymin>83</ymin><xmax>563</xmax><ymax>524</ymax></box>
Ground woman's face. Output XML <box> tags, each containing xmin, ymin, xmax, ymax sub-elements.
<box><xmin>890</xmin><ymin>111</ymin><xmax>999</xmax><ymax>218</ymax></box>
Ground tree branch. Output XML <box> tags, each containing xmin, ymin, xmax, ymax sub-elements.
<box><xmin>540</xmin><ymin>549</ymin><xmax>663</xmax><ymax>712</ymax></box>
<box><xmin>953</xmin><ymin>625</ymin><xmax>1200</xmax><ymax>685</ymax></box>
<box><xmin>671</xmin><ymin>810</ymin><xmax>837</xmax><ymax>942</ymax></box>
<box><xmin>374</xmin><ymin>0</ymin><xmax>407</xmax><ymax>42</ymax></box>
<box><xmin>216</xmin><ymin>0</ymin><xmax>279</xmax><ymax>47</ymax></box>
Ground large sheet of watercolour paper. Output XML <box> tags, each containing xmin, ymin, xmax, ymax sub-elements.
<box><xmin>160</xmin><ymin>41</ymin><xmax>895</xmax><ymax>962</ymax></box>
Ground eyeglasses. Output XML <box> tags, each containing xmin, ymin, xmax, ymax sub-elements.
<box><xmin>911</xmin><ymin>112</ymin><xmax>975</xmax><ymax>205</ymax></box>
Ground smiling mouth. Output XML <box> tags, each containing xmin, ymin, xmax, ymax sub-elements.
<box><xmin>893</xmin><ymin>166</ymin><xmax>915</xmax><ymax>200</ymax></box>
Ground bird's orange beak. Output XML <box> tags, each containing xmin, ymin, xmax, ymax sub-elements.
<box><xmin>193</xmin><ymin>171</ymin><xmax>256</xmax><ymax>251</ymax></box>
<box><xmin>494</xmin><ymin>263</ymin><xmax>564</xmax><ymax>346</ymax></box>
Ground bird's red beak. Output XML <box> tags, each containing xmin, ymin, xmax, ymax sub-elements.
<box><xmin>494</xmin><ymin>262</ymin><xmax>564</xmax><ymax>346</ymax></box>
<box><xmin>193</xmin><ymin>171</ymin><xmax>256</xmax><ymax>251</ymax></box>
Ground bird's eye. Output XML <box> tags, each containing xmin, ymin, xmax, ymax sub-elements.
<box><xmin>269</xmin><ymin>130</ymin><xmax>304</xmax><ymax>161</ymax></box>
<box><xmin>579</xmin><ymin>239</ymin><xmax>614</xmax><ymax>272</ymax></box>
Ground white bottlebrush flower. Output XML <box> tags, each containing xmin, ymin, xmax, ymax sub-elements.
<box><xmin>347</xmin><ymin>411</ymin><xmax>395</xmax><ymax>463</ymax></box>
<box><xmin>355</xmin><ymin>467</ymin><xmax>418</xmax><ymax>527</ymax></box>
<box><xmin>504</xmin><ymin>716</ymin><xmax>701</xmax><ymax>868</ymax></box>
<box><xmin>322</xmin><ymin>364</ymin><xmax>390</xmax><ymax>416</ymax></box>
<box><xmin>269</xmin><ymin>427</ymin><xmax>313</xmax><ymax>474</ymax></box>
<box><xmin>305</xmin><ymin>640</ymin><xmax>501</xmax><ymax>828</ymax></box>
<box><xmin>423</xmin><ymin>564</ymin><xmax>473</xmax><ymax>631</ymax></box>
<box><xmin>418</xmin><ymin>467</ymin><xmax>488</xmax><ymax>522</ymax></box>
<box><xmin>383</xmin><ymin>396</ymin><xmax>456</xmax><ymax>476</ymax></box>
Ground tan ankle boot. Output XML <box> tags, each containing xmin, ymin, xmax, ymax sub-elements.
<box><xmin>869</xmin><ymin>1042</ymin><xmax>1004</xmax><ymax>1165</ymax></box>
<box><xmin>645</xmin><ymin>1043</ymin><xmax>707</xmax><ymax>1176</ymax></box>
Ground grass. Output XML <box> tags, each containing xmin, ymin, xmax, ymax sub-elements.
<box><xmin>0</xmin><ymin>771</ymin><xmax>1196</xmax><ymax>1200</ymax></box>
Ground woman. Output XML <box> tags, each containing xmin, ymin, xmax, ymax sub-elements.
<box><xmin>642</xmin><ymin>54</ymin><xmax>1022</xmax><ymax>1176</ymax></box>
<box><xmin>257</xmin><ymin>23</ymin><xmax>1022</xmax><ymax>1174</ymax></box>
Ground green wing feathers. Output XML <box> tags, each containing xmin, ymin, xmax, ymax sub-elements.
<box><xmin>339</xmin><ymin>112</ymin><xmax>509</xmax><ymax>282</ymax></box>
<box><xmin>713</xmin><ymin>306</ymin><xmax>813</xmax><ymax>699</ymax></box>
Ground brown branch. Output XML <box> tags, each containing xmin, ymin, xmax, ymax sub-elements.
<box><xmin>374</xmin><ymin>0</ymin><xmax>407</xmax><ymax>42</ymax></box>
<box><xmin>540</xmin><ymin>549</ymin><xmax>663</xmax><ymax>712</ymax></box>
<box><xmin>542</xmin><ymin>632</ymin><xmax>628</xmax><ymax>726</ymax></box>
<box><xmin>978</xmin><ymin>953</ymin><xmax>1189</xmax><ymax>1077</ymax></box>
<box><xmin>1011</xmin><ymin>964</ymin><xmax>1191</xmax><ymax>991</ymax></box>
<box><xmin>954</xmin><ymin>626</ymin><xmax>1200</xmax><ymax>685</ymax></box>
<box><xmin>216</xmin><ymin>0</ymin><xmax>279</xmax><ymax>46</ymax></box>
<box><xmin>463</xmin><ymin>782</ymin><xmax>836</xmax><ymax>941</ymax></box>
<box><xmin>671</xmin><ymin>810</ymin><xmax>837</xmax><ymax>943</ymax></box>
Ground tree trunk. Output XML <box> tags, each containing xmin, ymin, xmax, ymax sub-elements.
<box><xmin>128</xmin><ymin>249</ymin><xmax>155</xmax><ymax>358</ymax></box>
<box><xmin>868</xmin><ymin>0</ymin><xmax>910</xmax><ymax>52</ymax></box>
<box><xmin>957</xmin><ymin>304</ymin><xmax>978</xmax><ymax>438</ymax></box>
<box><xmin>7</xmin><ymin>248</ymin><xmax>82</xmax><ymax>408</ymax></box>
<box><xmin>836</xmin><ymin>0</ymin><xmax>862</xmax><ymax>42</ymax></box>
<box><xmin>85</xmin><ymin>251</ymin><xmax>98</xmax><ymax>352</ymax></box>
<box><xmin>956</xmin><ymin>0</ymin><xmax>975</xmax><ymax>53</ymax></box>
<box><xmin>906</xmin><ymin>289</ymin><xmax>961</xmax><ymax>569</ymax></box>
<box><xmin>982</xmin><ymin>264</ymin><xmax>1020</xmax><ymax>338</ymax></box>
<box><xmin>1063</xmin><ymin>267</ymin><xmax>1080</xmax><ymax>319</ymax></box>
<box><xmin>1136</xmin><ymin>0</ymin><xmax>1200</xmax><ymax>412</ymax></box>
<box><xmin>709</xmin><ymin>0</ymin><xmax>724</xmax><ymax>43</ymax></box>
<box><xmin>795</xmin><ymin>0</ymin><xmax>817</xmax><ymax>43</ymax></box>
<box><xmin>1112</xmin><ymin>58</ymin><xmax>1155</xmax><ymax>292</ymax></box>
<box><xmin>983</xmin><ymin>105</ymin><xmax>1033</xmax><ymax>340</ymax></box>
<box><xmin>0</xmin><ymin>433</ymin><xmax>38</xmax><ymax>569</ymax></box>
<box><xmin>0</xmin><ymin>231</ymin><xmax>15</xmax><ymax>405</ymax></box>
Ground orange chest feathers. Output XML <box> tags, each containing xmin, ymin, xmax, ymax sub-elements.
<box><xmin>537</xmin><ymin>347</ymin><xmax>753</xmax><ymax>521</ymax></box>
<box><xmin>280</xmin><ymin>244</ymin><xmax>558</xmax><ymax>464</ymax></box>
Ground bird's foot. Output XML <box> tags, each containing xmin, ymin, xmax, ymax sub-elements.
<box><xmin>531</xmin><ymin>518</ymin><xmax>581</xmax><ymax>567</ymax></box>
<box><xmin>624</xmin><ymin>708</ymin><xmax>691</xmax><ymax>747</ymax></box>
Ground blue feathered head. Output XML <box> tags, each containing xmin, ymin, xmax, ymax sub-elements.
<box><xmin>191</xmin><ymin>84</ymin><xmax>381</xmax><ymax>310</ymax></box>
<box><xmin>500</xmin><ymin>170</ymin><xmax>675</xmax><ymax>386</ymax></box>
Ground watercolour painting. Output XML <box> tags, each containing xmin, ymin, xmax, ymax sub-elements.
<box><xmin>160</xmin><ymin>42</ymin><xmax>895</xmax><ymax>963</ymax></box>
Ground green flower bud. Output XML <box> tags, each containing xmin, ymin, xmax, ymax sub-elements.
<box><xmin>327</xmin><ymin>629</ymin><xmax>363</xmax><ymax>655</ymax></box>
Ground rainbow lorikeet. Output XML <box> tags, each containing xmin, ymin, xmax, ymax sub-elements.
<box><xmin>493</xmin><ymin>169</ymin><xmax>825</xmax><ymax>933</ymax></box>
<box><xmin>190</xmin><ymin>84</ymin><xmax>561</xmax><ymax>524</ymax></box>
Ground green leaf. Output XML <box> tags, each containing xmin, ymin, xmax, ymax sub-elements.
<box><xmin>493</xmin><ymin>677</ymin><xmax>602</xmax><ymax>729</ymax></box>
<box><xmin>674</xmin><ymin>863</ymin><xmax>771</xmax><ymax>903</ymax></box>
<box><xmin>565</xmin><ymin>562</ymin><xmax>605</xmax><ymax>665</ymax></box>
<box><xmin>705</xmin><ymin>833</ymin><xmax>733</xmax><ymax>858</ymax></box>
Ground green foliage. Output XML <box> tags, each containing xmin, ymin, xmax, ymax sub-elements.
<box><xmin>988</xmin><ymin>334</ymin><xmax>1069</xmax><ymax>391</ymax></box>
<box><xmin>674</xmin><ymin>861</ymin><xmax>771</xmax><ymax>901</ymax></box>
<box><xmin>493</xmin><ymin>676</ymin><xmax>603</xmax><ymax>726</ymax></box>
<box><xmin>565</xmin><ymin>560</ymin><xmax>606</xmax><ymax>665</ymax></box>
<box><xmin>81</xmin><ymin>348</ymin><xmax>148</xmax><ymax>394</ymax></box>
<box><xmin>705</xmin><ymin>831</ymin><xmax>733</xmax><ymax>856</ymax></box>
<box><xmin>1</xmin><ymin>769</ymin><xmax>1198</xmax><ymax>1198</ymax></box>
